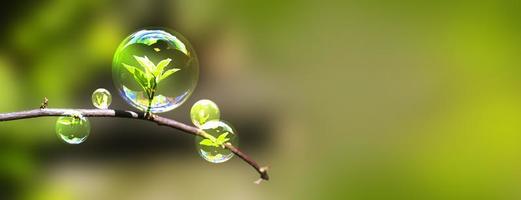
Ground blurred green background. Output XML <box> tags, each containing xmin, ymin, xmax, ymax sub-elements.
<box><xmin>1</xmin><ymin>0</ymin><xmax>521</xmax><ymax>199</ymax></box>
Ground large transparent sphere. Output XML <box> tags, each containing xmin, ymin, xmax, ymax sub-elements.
<box><xmin>195</xmin><ymin>120</ymin><xmax>238</xmax><ymax>163</ymax></box>
<box><xmin>112</xmin><ymin>29</ymin><xmax>199</xmax><ymax>113</ymax></box>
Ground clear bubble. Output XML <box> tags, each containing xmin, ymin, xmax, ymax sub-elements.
<box><xmin>190</xmin><ymin>99</ymin><xmax>220</xmax><ymax>127</ymax></box>
<box><xmin>55</xmin><ymin>111</ymin><xmax>90</xmax><ymax>144</ymax></box>
<box><xmin>91</xmin><ymin>88</ymin><xmax>112</xmax><ymax>109</ymax></box>
<box><xmin>195</xmin><ymin>120</ymin><xmax>238</xmax><ymax>163</ymax></box>
<box><xmin>112</xmin><ymin>29</ymin><xmax>199</xmax><ymax>113</ymax></box>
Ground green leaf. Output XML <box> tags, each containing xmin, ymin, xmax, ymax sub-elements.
<box><xmin>133</xmin><ymin>55</ymin><xmax>156</xmax><ymax>74</ymax></box>
<box><xmin>159</xmin><ymin>68</ymin><xmax>180</xmax><ymax>82</ymax></box>
<box><xmin>57</xmin><ymin>117</ymin><xmax>72</xmax><ymax>125</ymax></box>
<box><xmin>123</xmin><ymin>63</ymin><xmax>150</xmax><ymax>91</ymax></box>
<box><xmin>154</xmin><ymin>58</ymin><xmax>172</xmax><ymax>77</ymax></box>
<box><xmin>148</xmin><ymin>76</ymin><xmax>156</xmax><ymax>90</ymax></box>
<box><xmin>216</xmin><ymin>132</ymin><xmax>230</xmax><ymax>145</ymax></box>
<box><xmin>206</xmin><ymin>154</ymin><xmax>223</xmax><ymax>160</ymax></box>
<box><xmin>96</xmin><ymin>94</ymin><xmax>108</xmax><ymax>106</ymax></box>
<box><xmin>199</xmin><ymin>112</ymin><xmax>210</xmax><ymax>125</ymax></box>
<box><xmin>122</xmin><ymin>63</ymin><xmax>136</xmax><ymax>75</ymax></box>
<box><xmin>96</xmin><ymin>95</ymin><xmax>103</xmax><ymax>105</ymax></box>
<box><xmin>137</xmin><ymin>71</ymin><xmax>153</xmax><ymax>89</ymax></box>
<box><xmin>199</xmin><ymin>139</ymin><xmax>219</xmax><ymax>147</ymax></box>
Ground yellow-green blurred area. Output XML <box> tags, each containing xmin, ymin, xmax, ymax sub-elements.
<box><xmin>1</xmin><ymin>0</ymin><xmax>521</xmax><ymax>199</ymax></box>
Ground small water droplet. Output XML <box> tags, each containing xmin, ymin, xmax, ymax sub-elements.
<box><xmin>190</xmin><ymin>99</ymin><xmax>220</xmax><ymax>127</ymax></box>
<box><xmin>91</xmin><ymin>88</ymin><xmax>112</xmax><ymax>109</ymax></box>
<box><xmin>55</xmin><ymin>111</ymin><xmax>90</xmax><ymax>144</ymax></box>
<box><xmin>195</xmin><ymin>120</ymin><xmax>238</xmax><ymax>163</ymax></box>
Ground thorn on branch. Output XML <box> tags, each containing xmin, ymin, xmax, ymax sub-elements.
<box><xmin>39</xmin><ymin>97</ymin><xmax>48</xmax><ymax>109</ymax></box>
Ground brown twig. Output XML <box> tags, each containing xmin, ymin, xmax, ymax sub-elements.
<box><xmin>0</xmin><ymin>108</ymin><xmax>269</xmax><ymax>181</ymax></box>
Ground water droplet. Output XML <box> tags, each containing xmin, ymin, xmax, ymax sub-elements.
<box><xmin>91</xmin><ymin>88</ymin><xmax>112</xmax><ymax>109</ymax></box>
<box><xmin>195</xmin><ymin>120</ymin><xmax>238</xmax><ymax>163</ymax></box>
<box><xmin>112</xmin><ymin>29</ymin><xmax>199</xmax><ymax>113</ymax></box>
<box><xmin>190</xmin><ymin>99</ymin><xmax>220</xmax><ymax>127</ymax></box>
<box><xmin>55</xmin><ymin>111</ymin><xmax>90</xmax><ymax>144</ymax></box>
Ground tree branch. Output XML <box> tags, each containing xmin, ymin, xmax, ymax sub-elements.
<box><xmin>0</xmin><ymin>108</ymin><xmax>269</xmax><ymax>181</ymax></box>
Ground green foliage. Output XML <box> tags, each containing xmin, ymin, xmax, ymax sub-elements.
<box><xmin>204</xmin><ymin>153</ymin><xmax>224</xmax><ymax>161</ymax></box>
<box><xmin>199</xmin><ymin>112</ymin><xmax>210</xmax><ymax>125</ymax></box>
<box><xmin>190</xmin><ymin>99</ymin><xmax>221</xmax><ymax>127</ymax></box>
<box><xmin>95</xmin><ymin>94</ymin><xmax>106</xmax><ymax>106</ymax></box>
<box><xmin>160</xmin><ymin>68</ymin><xmax>180</xmax><ymax>82</ymax></box>
<box><xmin>56</xmin><ymin>116</ymin><xmax>83</xmax><ymax>126</ymax></box>
<box><xmin>199</xmin><ymin>132</ymin><xmax>230</xmax><ymax>148</ymax></box>
<box><xmin>122</xmin><ymin>55</ymin><xmax>180</xmax><ymax>107</ymax></box>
